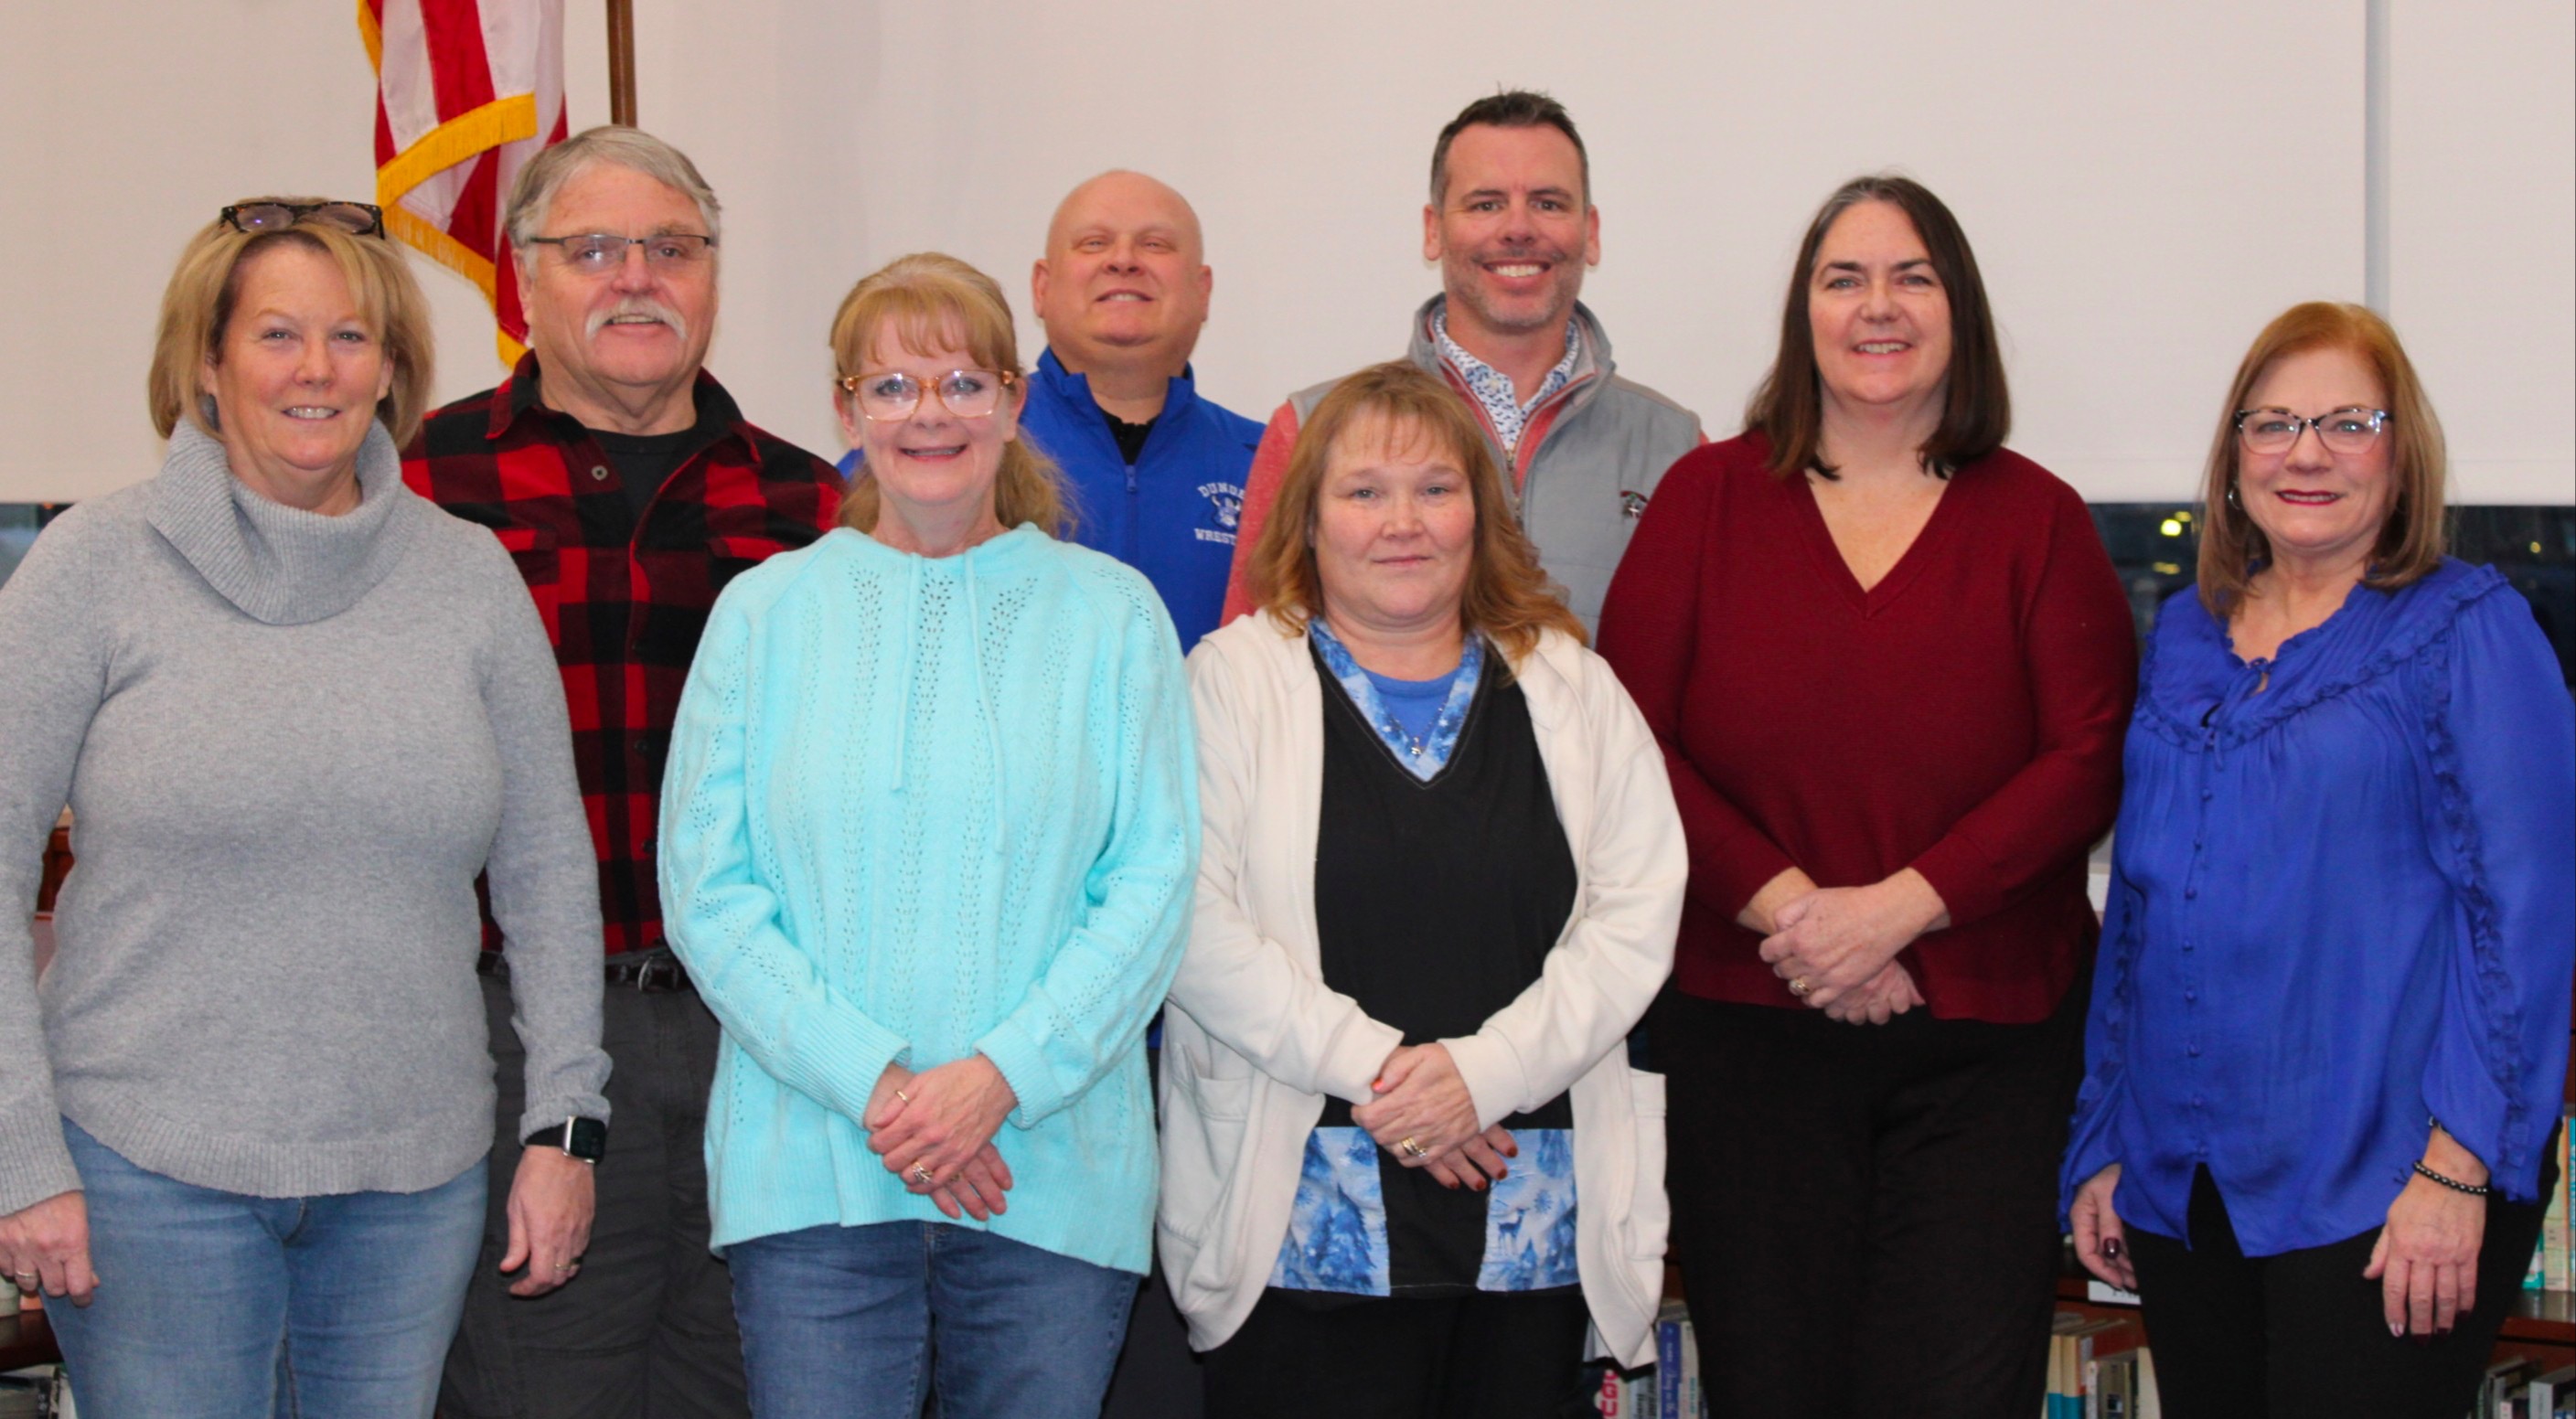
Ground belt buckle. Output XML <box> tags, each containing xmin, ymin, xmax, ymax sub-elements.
<box><xmin>634</xmin><ymin>955</ymin><xmax>682</xmax><ymax>993</ymax></box>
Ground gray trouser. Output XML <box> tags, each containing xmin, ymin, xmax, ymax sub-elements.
<box><xmin>441</xmin><ymin>970</ymin><xmax>747</xmax><ymax>1418</ymax></box>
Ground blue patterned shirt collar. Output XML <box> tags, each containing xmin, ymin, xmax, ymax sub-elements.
<box><xmin>1432</xmin><ymin>310</ymin><xmax>1581</xmax><ymax>454</ymax></box>
<box><xmin>1308</xmin><ymin>618</ymin><xmax>1484</xmax><ymax>782</ymax></box>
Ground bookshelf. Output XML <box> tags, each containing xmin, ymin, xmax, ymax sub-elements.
<box><xmin>2052</xmin><ymin>1275</ymin><xmax>2573</xmax><ymax>1354</ymax></box>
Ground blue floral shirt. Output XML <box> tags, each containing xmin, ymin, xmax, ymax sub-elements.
<box><xmin>1278</xmin><ymin>618</ymin><xmax>1580</xmax><ymax>1295</ymax></box>
<box><xmin>1309</xmin><ymin>619</ymin><xmax>1481</xmax><ymax>781</ymax></box>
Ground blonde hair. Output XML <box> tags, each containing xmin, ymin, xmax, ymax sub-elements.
<box><xmin>2196</xmin><ymin>301</ymin><xmax>2447</xmax><ymax>618</ymax></box>
<box><xmin>827</xmin><ymin>252</ymin><xmax>1070</xmax><ymax>538</ymax></box>
<box><xmin>148</xmin><ymin>201</ymin><xmax>434</xmax><ymax>447</ymax></box>
<box><xmin>1245</xmin><ymin>360</ymin><xmax>1586</xmax><ymax>666</ymax></box>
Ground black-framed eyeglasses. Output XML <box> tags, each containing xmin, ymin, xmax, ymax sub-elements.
<box><xmin>220</xmin><ymin>201</ymin><xmax>386</xmax><ymax>238</ymax></box>
<box><xmin>523</xmin><ymin>232</ymin><xmax>717</xmax><ymax>274</ymax></box>
<box><xmin>835</xmin><ymin>368</ymin><xmax>1018</xmax><ymax>421</ymax></box>
<box><xmin>2234</xmin><ymin>406</ymin><xmax>2391</xmax><ymax>455</ymax></box>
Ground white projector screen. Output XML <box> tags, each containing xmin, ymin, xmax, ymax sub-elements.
<box><xmin>1</xmin><ymin>0</ymin><xmax>2566</xmax><ymax>506</ymax></box>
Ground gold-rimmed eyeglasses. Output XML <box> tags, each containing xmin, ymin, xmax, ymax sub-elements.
<box><xmin>836</xmin><ymin>368</ymin><xmax>1018</xmax><ymax>421</ymax></box>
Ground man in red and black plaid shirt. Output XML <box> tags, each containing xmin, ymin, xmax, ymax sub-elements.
<box><xmin>403</xmin><ymin>126</ymin><xmax>840</xmax><ymax>1419</ymax></box>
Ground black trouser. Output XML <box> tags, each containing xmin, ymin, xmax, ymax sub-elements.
<box><xmin>1202</xmin><ymin>1287</ymin><xmax>1593</xmax><ymax>1419</ymax></box>
<box><xmin>2125</xmin><ymin>1153</ymin><xmax>2558</xmax><ymax>1419</ymax></box>
<box><xmin>1656</xmin><ymin>985</ymin><xmax>2084</xmax><ymax>1419</ymax></box>
<box><xmin>441</xmin><ymin>971</ymin><xmax>746</xmax><ymax>1419</ymax></box>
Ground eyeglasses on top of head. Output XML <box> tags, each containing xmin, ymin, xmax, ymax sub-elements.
<box><xmin>835</xmin><ymin>368</ymin><xmax>1019</xmax><ymax>421</ymax></box>
<box><xmin>2234</xmin><ymin>406</ymin><xmax>2391</xmax><ymax>455</ymax></box>
<box><xmin>523</xmin><ymin>232</ymin><xmax>718</xmax><ymax>273</ymax></box>
<box><xmin>220</xmin><ymin>201</ymin><xmax>386</xmax><ymax>238</ymax></box>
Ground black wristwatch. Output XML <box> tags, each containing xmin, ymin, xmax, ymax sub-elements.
<box><xmin>523</xmin><ymin>1116</ymin><xmax>608</xmax><ymax>1164</ymax></box>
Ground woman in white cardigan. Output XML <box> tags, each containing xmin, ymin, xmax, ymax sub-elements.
<box><xmin>1159</xmin><ymin>362</ymin><xmax>1685</xmax><ymax>1416</ymax></box>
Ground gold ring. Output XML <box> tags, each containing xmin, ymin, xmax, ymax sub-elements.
<box><xmin>1789</xmin><ymin>977</ymin><xmax>1812</xmax><ymax>998</ymax></box>
<box><xmin>894</xmin><ymin>1089</ymin><xmax>912</xmax><ymax>1104</ymax></box>
<box><xmin>912</xmin><ymin>1163</ymin><xmax>935</xmax><ymax>1185</ymax></box>
<box><xmin>1400</xmin><ymin>1136</ymin><xmax>1427</xmax><ymax>1158</ymax></box>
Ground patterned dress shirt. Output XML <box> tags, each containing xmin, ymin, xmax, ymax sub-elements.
<box><xmin>1431</xmin><ymin>312</ymin><xmax>1581</xmax><ymax>455</ymax></box>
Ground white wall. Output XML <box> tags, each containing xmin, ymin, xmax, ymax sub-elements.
<box><xmin>2386</xmin><ymin>0</ymin><xmax>2576</xmax><ymax>507</ymax></box>
<box><xmin>1</xmin><ymin>0</ymin><xmax>2566</xmax><ymax>505</ymax></box>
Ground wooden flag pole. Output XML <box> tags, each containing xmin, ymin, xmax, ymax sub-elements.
<box><xmin>606</xmin><ymin>0</ymin><xmax>636</xmax><ymax>125</ymax></box>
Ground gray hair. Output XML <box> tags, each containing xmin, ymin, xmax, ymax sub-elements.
<box><xmin>504</xmin><ymin>125</ymin><xmax>723</xmax><ymax>251</ymax></box>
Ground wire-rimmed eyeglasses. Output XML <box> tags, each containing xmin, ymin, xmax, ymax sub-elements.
<box><xmin>2233</xmin><ymin>406</ymin><xmax>2391</xmax><ymax>455</ymax></box>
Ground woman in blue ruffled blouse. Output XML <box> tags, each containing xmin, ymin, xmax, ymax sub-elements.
<box><xmin>2064</xmin><ymin>303</ymin><xmax>2572</xmax><ymax>1415</ymax></box>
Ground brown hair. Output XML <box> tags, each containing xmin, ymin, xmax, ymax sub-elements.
<box><xmin>148</xmin><ymin>202</ymin><xmax>435</xmax><ymax>447</ymax></box>
<box><xmin>1744</xmin><ymin>174</ymin><xmax>2008</xmax><ymax>481</ymax></box>
<box><xmin>2194</xmin><ymin>301</ymin><xmax>2447</xmax><ymax>617</ymax></box>
<box><xmin>827</xmin><ymin>252</ymin><xmax>1071</xmax><ymax>538</ymax></box>
<box><xmin>1429</xmin><ymin>89</ymin><xmax>1590</xmax><ymax>208</ymax></box>
<box><xmin>1244</xmin><ymin>361</ymin><xmax>1587</xmax><ymax>666</ymax></box>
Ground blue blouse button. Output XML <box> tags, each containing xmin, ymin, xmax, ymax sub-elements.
<box><xmin>2185</xmin><ymin>990</ymin><xmax>2197</xmax><ymax>1003</ymax></box>
<box><xmin>2185</xmin><ymin>887</ymin><xmax>2197</xmax><ymax>900</ymax></box>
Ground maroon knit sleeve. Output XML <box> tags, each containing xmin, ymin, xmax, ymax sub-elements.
<box><xmin>1907</xmin><ymin>475</ymin><xmax>2137</xmax><ymax>927</ymax></box>
<box><xmin>1597</xmin><ymin>444</ymin><xmax>1800</xmax><ymax>921</ymax></box>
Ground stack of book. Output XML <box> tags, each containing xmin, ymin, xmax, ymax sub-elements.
<box><xmin>1595</xmin><ymin>1301</ymin><xmax>1701</xmax><ymax>1418</ymax></box>
<box><xmin>2478</xmin><ymin>1357</ymin><xmax>2576</xmax><ymax>1419</ymax></box>
<box><xmin>2522</xmin><ymin>1119</ymin><xmax>2573</xmax><ymax>1297</ymax></box>
<box><xmin>2046</xmin><ymin>1310</ymin><xmax>2160</xmax><ymax>1418</ymax></box>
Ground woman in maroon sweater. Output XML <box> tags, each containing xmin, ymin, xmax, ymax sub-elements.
<box><xmin>1596</xmin><ymin>176</ymin><xmax>2136</xmax><ymax>1418</ymax></box>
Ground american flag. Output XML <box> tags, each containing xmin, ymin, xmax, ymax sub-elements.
<box><xmin>360</xmin><ymin>0</ymin><xmax>566</xmax><ymax>365</ymax></box>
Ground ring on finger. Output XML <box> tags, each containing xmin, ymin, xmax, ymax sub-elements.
<box><xmin>1399</xmin><ymin>1136</ymin><xmax>1427</xmax><ymax>1158</ymax></box>
<box><xmin>912</xmin><ymin>1162</ymin><xmax>935</xmax><ymax>1185</ymax></box>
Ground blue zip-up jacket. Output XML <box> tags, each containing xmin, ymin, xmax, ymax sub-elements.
<box><xmin>1021</xmin><ymin>349</ymin><xmax>1260</xmax><ymax>651</ymax></box>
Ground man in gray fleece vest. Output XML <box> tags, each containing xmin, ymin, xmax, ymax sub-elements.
<box><xmin>1221</xmin><ymin>89</ymin><xmax>1703</xmax><ymax>633</ymax></box>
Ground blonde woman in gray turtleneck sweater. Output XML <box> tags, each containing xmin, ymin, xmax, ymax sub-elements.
<box><xmin>0</xmin><ymin>202</ymin><xmax>609</xmax><ymax>1418</ymax></box>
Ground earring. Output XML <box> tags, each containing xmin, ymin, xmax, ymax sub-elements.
<box><xmin>2225</xmin><ymin>482</ymin><xmax>2241</xmax><ymax>509</ymax></box>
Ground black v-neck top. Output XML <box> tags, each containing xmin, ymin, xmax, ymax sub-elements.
<box><xmin>1309</xmin><ymin>648</ymin><xmax>1578</xmax><ymax>1293</ymax></box>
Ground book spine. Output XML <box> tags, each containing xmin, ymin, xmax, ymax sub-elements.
<box><xmin>1656</xmin><ymin>1310</ymin><xmax>1683</xmax><ymax>1419</ymax></box>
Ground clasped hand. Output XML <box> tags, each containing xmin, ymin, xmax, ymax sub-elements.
<box><xmin>1351</xmin><ymin>1043</ymin><xmax>1516</xmax><ymax>1191</ymax></box>
<box><xmin>863</xmin><ymin>1057</ymin><xmax>1019</xmax><ymax>1222</ymax></box>
<box><xmin>1758</xmin><ymin>871</ymin><xmax>1946</xmax><ymax>1023</ymax></box>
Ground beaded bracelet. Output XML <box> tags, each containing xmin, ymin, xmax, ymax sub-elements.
<box><xmin>2412</xmin><ymin>1159</ymin><xmax>2491</xmax><ymax>1196</ymax></box>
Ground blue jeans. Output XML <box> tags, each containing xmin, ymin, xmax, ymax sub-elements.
<box><xmin>730</xmin><ymin>1222</ymin><xmax>1138</xmax><ymax>1419</ymax></box>
<box><xmin>45</xmin><ymin>1118</ymin><xmax>486</xmax><ymax>1419</ymax></box>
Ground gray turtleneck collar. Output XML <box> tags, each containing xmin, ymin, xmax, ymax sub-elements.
<box><xmin>145</xmin><ymin>418</ymin><xmax>425</xmax><ymax>626</ymax></box>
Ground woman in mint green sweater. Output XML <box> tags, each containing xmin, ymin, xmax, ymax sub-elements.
<box><xmin>658</xmin><ymin>253</ymin><xmax>1197</xmax><ymax>1419</ymax></box>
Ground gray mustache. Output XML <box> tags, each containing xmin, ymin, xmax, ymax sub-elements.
<box><xmin>586</xmin><ymin>301</ymin><xmax>689</xmax><ymax>344</ymax></box>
